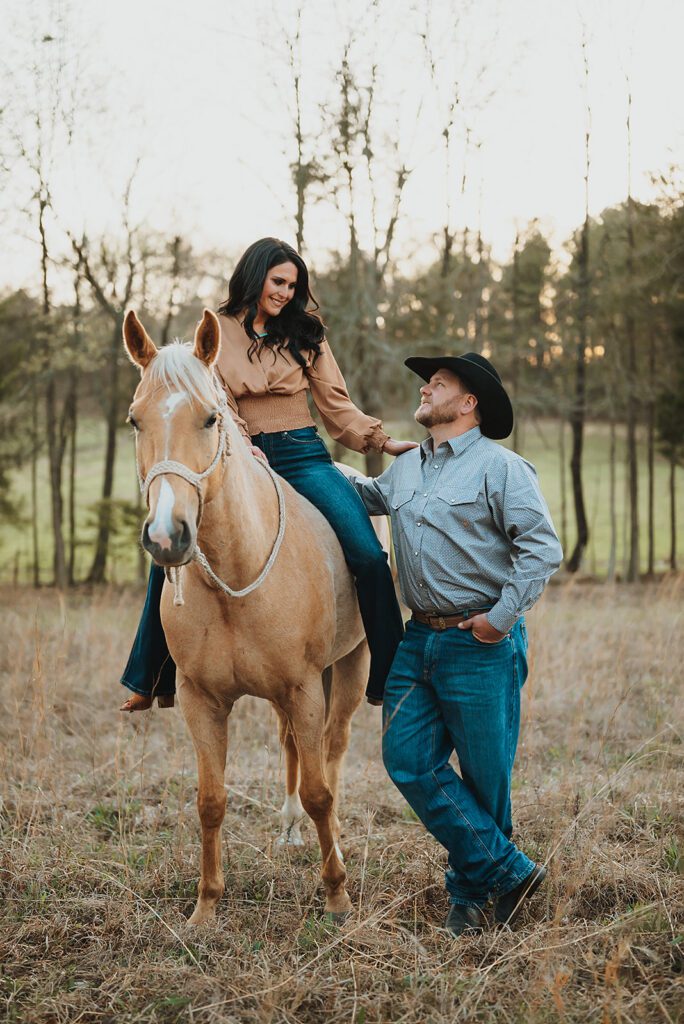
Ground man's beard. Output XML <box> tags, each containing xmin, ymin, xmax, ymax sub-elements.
<box><xmin>414</xmin><ymin>399</ymin><xmax>461</xmax><ymax>428</ymax></box>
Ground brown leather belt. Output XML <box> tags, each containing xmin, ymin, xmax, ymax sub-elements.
<box><xmin>412</xmin><ymin>608</ymin><xmax>493</xmax><ymax>631</ymax></box>
<box><xmin>412</xmin><ymin>611</ymin><xmax>468</xmax><ymax>630</ymax></box>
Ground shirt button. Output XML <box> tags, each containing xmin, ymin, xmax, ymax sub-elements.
<box><xmin>416</xmin><ymin>522</ymin><xmax>422</xmax><ymax>527</ymax></box>
<box><xmin>423</xmin><ymin>493</ymin><xmax>427</xmax><ymax>497</ymax></box>
<box><xmin>414</xmin><ymin>551</ymin><xmax>418</xmax><ymax>555</ymax></box>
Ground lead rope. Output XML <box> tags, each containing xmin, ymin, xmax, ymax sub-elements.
<box><xmin>137</xmin><ymin>395</ymin><xmax>286</xmax><ymax>607</ymax></box>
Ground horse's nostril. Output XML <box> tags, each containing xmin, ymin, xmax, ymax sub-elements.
<box><xmin>142</xmin><ymin>522</ymin><xmax>151</xmax><ymax>547</ymax></box>
<box><xmin>178</xmin><ymin>520</ymin><xmax>191</xmax><ymax>549</ymax></box>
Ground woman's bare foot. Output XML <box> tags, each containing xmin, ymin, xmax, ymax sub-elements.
<box><xmin>119</xmin><ymin>693</ymin><xmax>153</xmax><ymax>712</ymax></box>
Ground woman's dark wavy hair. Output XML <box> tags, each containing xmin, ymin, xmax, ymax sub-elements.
<box><xmin>217</xmin><ymin>238</ymin><xmax>325</xmax><ymax>366</ymax></box>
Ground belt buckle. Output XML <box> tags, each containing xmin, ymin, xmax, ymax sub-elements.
<box><xmin>436</xmin><ymin>616</ymin><xmax>446</xmax><ymax>631</ymax></box>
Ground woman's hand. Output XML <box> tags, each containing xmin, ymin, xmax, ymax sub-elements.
<box><xmin>248</xmin><ymin>445</ymin><xmax>269</xmax><ymax>463</ymax></box>
<box><xmin>382</xmin><ymin>438</ymin><xmax>420</xmax><ymax>457</ymax></box>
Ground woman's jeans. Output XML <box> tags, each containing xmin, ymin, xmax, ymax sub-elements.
<box><xmin>121</xmin><ymin>427</ymin><xmax>404</xmax><ymax>702</ymax></box>
<box><xmin>381</xmin><ymin>617</ymin><xmax>535</xmax><ymax>907</ymax></box>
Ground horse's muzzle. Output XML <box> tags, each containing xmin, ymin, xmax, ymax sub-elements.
<box><xmin>142</xmin><ymin>518</ymin><xmax>195</xmax><ymax>566</ymax></box>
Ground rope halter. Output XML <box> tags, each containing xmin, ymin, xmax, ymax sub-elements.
<box><xmin>136</xmin><ymin>392</ymin><xmax>286</xmax><ymax>606</ymax></box>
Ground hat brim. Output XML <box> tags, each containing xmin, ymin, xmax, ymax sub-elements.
<box><xmin>405</xmin><ymin>356</ymin><xmax>514</xmax><ymax>440</ymax></box>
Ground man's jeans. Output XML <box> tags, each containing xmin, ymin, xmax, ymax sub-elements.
<box><xmin>382</xmin><ymin>617</ymin><xmax>534</xmax><ymax>907</ymax></box>
<box><xmin>121</xmin><ymin>427</ymin><xmax>403</xmax><ymax>702</ymax></box>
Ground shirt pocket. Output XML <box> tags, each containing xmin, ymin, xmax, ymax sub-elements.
<box><xmin>435</xmin><ymin>486</ymin><xmax>482</xmax><ymax>510</ymax></box>
<box><xmin>391</xmin><ymin>488</ymin><xmax>415</xmax><ymax>511</ymax></box>
<box><xmin>389</xmin><ymin>488</ymin><xmax>415</xmax><ymax>539</ymax></box>
<box><xmin>434</xmin><ymin>485</ymin><xmax>487</xmax><ymax>549</ymax></box>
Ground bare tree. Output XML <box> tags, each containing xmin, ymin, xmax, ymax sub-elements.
<box><xmin>70</xmin><ymin>170</ymin><xmax>139</xmax><ymax>583</ymax></box>
<box><xmin>324</xmin><ymin>41</ymin><xmax>414</xmax><ymax>474</ymax></box>
<box><xmin>624</xmin><ymin>80</ymin><xmax>640</xmax><ymax>581</ymax></box>
<box><xmin>567</xmin><ymin>29</ymin><xmax>591</xmax><ymax>574</ymax></box>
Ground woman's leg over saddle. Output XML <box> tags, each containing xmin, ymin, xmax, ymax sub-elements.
<box><xmin>120</xmin><ymin>563</ymin><xmax>177</xmax><ymax>704</ymax></box>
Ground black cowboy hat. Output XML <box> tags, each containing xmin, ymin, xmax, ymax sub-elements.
<box><xmin>404</xmin><ymin>352</ymin><xmax>514</xmax><ymax>440</ymax></box>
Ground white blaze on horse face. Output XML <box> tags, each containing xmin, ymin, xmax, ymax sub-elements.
<box><xmin>162</xmin><ymin>391</ymin><xmax>189</xmax><ymax>458</ymax></box>
<box><xmin>148</xmin><ymin>478</ymin><xmax>176</xmax><ymax>550</ymax></box>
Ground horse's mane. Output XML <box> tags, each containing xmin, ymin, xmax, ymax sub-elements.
<box><xmin>145</xmin><ymin>342</ymin><xmax>224</xmax><ymax>409</ymax></box>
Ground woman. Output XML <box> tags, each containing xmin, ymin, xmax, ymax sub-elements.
<box><xmin>120</xmin><ymin>237</ymin><xmax>415</xmax><ymax>712</ymax></box>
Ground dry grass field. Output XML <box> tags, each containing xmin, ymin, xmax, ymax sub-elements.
<box><xmin>1</xmin><ymin>579</ymin><xmax>683</xmax><ymax>1023</ymax></box>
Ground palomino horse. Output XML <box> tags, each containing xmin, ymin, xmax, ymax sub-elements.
<box><xmin>123</xmin><ymin>308</ymin><xmax>375</xmax><ymax>924</ymax></box>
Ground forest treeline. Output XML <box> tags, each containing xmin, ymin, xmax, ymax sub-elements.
<box><xmin>1</xmin><ymin>2</ymin><xmax>683</xmax><ymax>588</ymax></box>
<box><xmin>2</xmin><ymin>189</ymin><xmax>683</xmax><ymax>588</ymax></box>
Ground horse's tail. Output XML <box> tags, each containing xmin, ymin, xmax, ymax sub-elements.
<box><xmin>322</xmin><ymin>665</ymin><xmax>333</xmax><ymax>719</ymax></box>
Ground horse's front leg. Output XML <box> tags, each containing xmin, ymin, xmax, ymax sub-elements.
<box><xmin>288</xmin><ymin>689</ymin><xmax>351</xmax><ymax>919</ymax></box>
<box><xmin>176</xmin><ymin>673</ymin><xmax>231</xmax><ymax>925</ymax></box>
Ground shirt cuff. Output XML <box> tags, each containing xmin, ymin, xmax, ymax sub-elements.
<box><xmin>486</xmin><ymin>603</ymin><xmax>520</xmax><ymax>635</ymax></box>
<box><xmin>362</xmin><ymin>425</ymin><xmax>390</xmax><ymax>454</ymax></box>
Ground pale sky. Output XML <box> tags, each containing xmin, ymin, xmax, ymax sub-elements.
<box><xmin>2</xmin><ymin>0</ymin><xmax>683</xmax><ymax>293</ymax></box>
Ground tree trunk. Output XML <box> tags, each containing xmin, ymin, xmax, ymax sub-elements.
<box><xmin>567</xmin><ymin>360</ymin><xmax>589</xmax><ymax>573</ymax></box>
<box><xmin>646</xmin><ymin>338</ymin><xmax>656</xmax><ymax>575</ymax></box>
<box><xmin>625</xmin><ymin>88</ymin><xmax>640</xmax><ymax>582</ymax></box>
<box><xmin>46</xmin><ymin>379</ymin><xmax>68</xmax><ymax>589</ymax></box>
<box><xmin>606</xmin><ymin>413</ymin><xmax>617</xmax><ymax>581</ymax></box>
<box><xmin>511</xmin><ymin>234</ymin><xmax>520</xmax><ymax>454</ymax></box>
<box><xmin>31</xmin><ymin>382</ymin><xmax>41</xmax><ymax>588</ymax></box>
<box><xmin>559</xmin><ymin>415</ymin><xmax>567</xmax><ymax>556</ymax></box>
<box><xmin>39</xmin><ymin>188</ymin><xmax>69</xmax><ymax>589</ymax></box>
<box><xmin>160</xmin><ymin>235</ymin><xmax>182</xmax><ymax>347</ymax></box>
<box><xmin>88</xmin><ymin>316</ymin><xmax>123</xmax><ymax>583</ymax></box>
<box><xmin>670</xmin><ymin>450</ymin><xmax>677</xmax><ymax>572</ymax></box>
<box><xmin>67</xmin><ymin>375</ymin><xmax>78</xmax><ymax>585</ymax></box>
<box><xmin>566</xmin><ymin>221</ymin><xmax>590</xmax><ymax>573</ymax></box>
<box><xmin>625</xmin><ymin>304</ymin><xmax>639</xmax><ymax>580</ymax></box>
<box><xmin>568</xmin><ymin>34</ymin><xmax>591</xmax><ymax>574</ymax></box>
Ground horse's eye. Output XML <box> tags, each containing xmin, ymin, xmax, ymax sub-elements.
<box><xmin>204</xmin><ymin>412</ymin><xmax>218</xmax><ymax>429</ymax></box>
<box><xmin>127</xmin><ymin>414</ymin><xmax>139</xmax><ymax>430</ymax></box>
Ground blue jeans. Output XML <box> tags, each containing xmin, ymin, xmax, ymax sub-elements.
<box><xmin>382</xmin><ymin>617</ymin><xmax>534</xmax><ymax>907</ymax></box>
<box><xmin>121</xmin><ymin>427</ymin><xmax>403</xmax><ymax>701</ymax></box>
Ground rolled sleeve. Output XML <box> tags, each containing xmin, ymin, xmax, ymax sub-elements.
<box><xmin>306</xmin><ymin>340</ymin><xmax>390</xmax><ymax>454</ymax></box>
<box><xmin>486</xmin><ymin>458</ymin><xmax>563</xmax><ymax>633</ymax></box>
<box><xmin>344</xmin><ymin>465</ymin><xmax>394</xmax><ymax>516</ymax></box>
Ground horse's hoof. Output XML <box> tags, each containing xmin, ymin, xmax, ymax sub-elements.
<box><xmin>326</xmin><ymin>910</ymin><xmax>351</xmax><ymax>925</ymax></box>
<box><xmin>277</xmin><ymin>828</ymin><xmax>304</xmax><ymax>847</ymax></box>
<box><xmin>187</xmin><ymin>907</ymin><xmax>216</xmax><ymax>927</ymax></box>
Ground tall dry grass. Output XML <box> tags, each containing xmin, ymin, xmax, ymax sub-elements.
<box><xmin>0</xmin><ymin>579</ymin><xmax>682</xmax><ymax>1023</ymax></box>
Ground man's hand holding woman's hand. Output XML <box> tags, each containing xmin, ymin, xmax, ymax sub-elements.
<box><xmin>382</xmin><ymin>438</ymin><xmax>420</xmax><ymax>457</ymax></box>
<box><xmin>458</xmin><ymin>613</ymin><xmax>507</xmax><ymax>644</ymax></box>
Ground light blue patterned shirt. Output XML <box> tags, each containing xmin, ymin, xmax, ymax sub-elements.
<box><xmin>348</xmin><ymin>426</ymin><xmax>563</xmax><ymax>634</ymax></box>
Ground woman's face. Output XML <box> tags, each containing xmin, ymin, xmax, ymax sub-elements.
<box><xmin>257</xmin><ymin>261</ymin><xmax>298</xmax><ymax>319</ymax></box>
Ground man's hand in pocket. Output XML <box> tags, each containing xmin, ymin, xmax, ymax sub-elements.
<box><xmin>458</xmin><ymin>613</ymin><xmax>506</xmax><ymax>644</ymax></box>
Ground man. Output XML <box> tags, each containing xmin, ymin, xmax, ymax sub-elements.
<box><xmin>348</xmin><ymin>352</ymin><xmax>562</xmax><ymax>936</ymax></box>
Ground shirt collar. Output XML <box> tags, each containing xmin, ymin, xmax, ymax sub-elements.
<box><xmin>420</xmin><ymin>425</ymin><xmax>482</xmax><ymax>461</ymax></box>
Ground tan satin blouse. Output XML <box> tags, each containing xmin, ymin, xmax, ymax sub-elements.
<box><xmin>215</xmin><ymin>314</ymin><xmax>388</xmax><ymax>454</ymax></box>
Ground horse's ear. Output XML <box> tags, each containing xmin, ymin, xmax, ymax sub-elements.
<box><xmin>123</xmin><ymin>310</ymin><xmax>158</xmax><ymax>369</ymax></box>
<box><xmin>193</xmin><ymin>309</ymin><xmax>221</xmax><ymax>367</ymax></box>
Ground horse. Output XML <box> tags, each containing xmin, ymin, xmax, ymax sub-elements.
<box><xmin>123</xmin><ymin>308</ymin><xmax>375</xmax><ymax>925</ymax></box>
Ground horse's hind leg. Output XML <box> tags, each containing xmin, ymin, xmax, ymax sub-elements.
<box><xmin>275</xmin><ymin>708</ymin><xmax>305</xmax><ymax>846</ymax></box>
<box><xmin>324</xmin><ymin>642</ymin><xmax>368</xmax><ymax>853</ymax></box>
<box><xmin>176</xmin><ymin>674</ymin><xmax>231</xmax><ymax>926</ymax></box>
<box><xmin>289</xmin><ymin>690</ymin><xmax>351</xmax><ymax>917</ymax></box>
